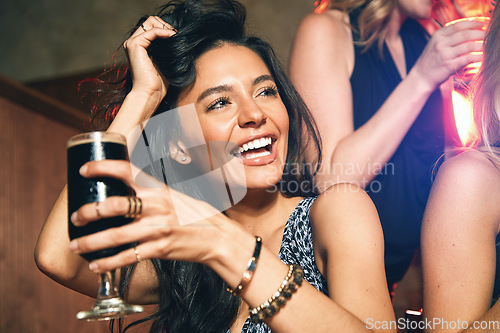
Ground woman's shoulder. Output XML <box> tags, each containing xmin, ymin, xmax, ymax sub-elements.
<box><xmin>294</xmin><ymin>9</ymin><xmax>352</xmax><ymax>48</ymax></box>
<box><xmin>309</xmin><ymin>183</ymin><xmax>381</xmax><ymax>236</ymax></box>
<box><xmin>433</xmin><ymin>150</ymin><xmax>500</xmax><ymax>215</ymax></box>
<box><xmin>424</xmin><ymin>150</ymin><xmax>500</xmax><ymax>247</ymax></box>
<box><xmin>436</xmin><ymin>150</ymin><xmax>500</xmax><ymax>189</ymax></box>
<box><xmin>290</xmin><ymin>9</ymin><xmax>355</xmax><ymax>80</ymax></box>
<box><xmin>308</xmin><ymin>184</ymin><xmax>384</xmax><ymax>272</ymax></box>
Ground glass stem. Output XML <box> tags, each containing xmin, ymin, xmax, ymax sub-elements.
<box><xmin>97</xmin><ymin>270</ymin><xmax>120</xmax><ymax>300</ymax></box>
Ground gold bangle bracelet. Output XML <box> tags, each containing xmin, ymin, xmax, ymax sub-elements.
<box><xmin>227</xmin><ymin>236</ymin><xmax>262</xmax><ymax>297</ymax></box>
<box><xmin>249</xmin><ymin>264</ymin><xmax>304</xmax><ymax>323</ymax></box>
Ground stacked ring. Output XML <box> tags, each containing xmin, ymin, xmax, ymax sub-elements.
<box><xmin>125</xmin><ymin>196</ymin><xmax>142</xmax><ymax>219</ymax></box>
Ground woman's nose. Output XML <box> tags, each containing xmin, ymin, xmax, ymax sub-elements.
<box><xmin>237</xmin><ymin>100</ymin><xmax>267</xmax><ymax>128</ymax></box>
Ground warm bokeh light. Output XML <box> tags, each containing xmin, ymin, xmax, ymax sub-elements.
<box><xmin>431</xmin><ymin>0</ymin><xmax>494</xmax><ymax>25</ymax></box>
<box><xmin>461</xmin><ymin>59</ymin><xmax>482</xmax><ymax>77</ymax></box>
<box><xmin>451</xmin><ymin>90</ymin><xmax>477</xmax><ymax>146</ymax></box>
<box><xmin>453</xmin><ymin>0</ymin><xmax>494</xmax><ymax>17</ymax></box>
<box><xmin>314</xmin><ymin>0</ymin><xmax>329</xmax><ymax>13</ymax></box>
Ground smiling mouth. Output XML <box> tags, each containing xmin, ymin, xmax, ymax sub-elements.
<box><xmin>231</xmin><ymin>137</ymin><xmax>273</xmax><ymax>160</ymax></box>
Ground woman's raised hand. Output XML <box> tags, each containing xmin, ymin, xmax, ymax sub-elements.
<box><xmin>123</xmin><ymin>16</ymin><xmax>177</xmax><ymax>108</ymax></box>
<box><xmin>107</xmin><ymin>16</ymin><xmax>178</xmax><ymax>138</ymax></box>
<box><xmin>411</xmin><ymin>18</ymin><xmax>487</xmax><ymax>90</ymax></box>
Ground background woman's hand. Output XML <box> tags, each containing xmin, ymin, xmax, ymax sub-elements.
<box><xmin>411</xmin><ymin>18</ymin><xmax>486</xmax><ymax>90</ymax></box>
<box><xmin>123</xmin><ymin>16</ymin><xmax>177</xmax><ymax>112</ymax></box>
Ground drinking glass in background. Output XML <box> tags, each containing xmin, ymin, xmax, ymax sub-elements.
<box><xmin>430</xmin><ymin>0</ymin><xmax>495</xmax><ymax>146</ymax></box>
<box><xmin>444</xmin><ymin>15</ymin><xmax>491</xmax><ymax>145</ymax></box>
<box><xmin>67</xmin><ymin>131</ymin><xmax>143</xmax><ymax>320</ymax></box>
<box><xmin>445</xmin><ymin>16</ymin><xmax>491</xmax><ymax>83</ymax></box>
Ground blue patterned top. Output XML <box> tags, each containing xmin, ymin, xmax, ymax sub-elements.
<box><xmin>227</xmin><ymin>196</ymin><xmax>329</xmax><ymax>333</ymax></box>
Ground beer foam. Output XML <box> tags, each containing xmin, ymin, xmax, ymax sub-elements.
<box><xmin>67</xmin><ymin>133</ymin><xmax>126</xmax><ymax>148</ymax></box>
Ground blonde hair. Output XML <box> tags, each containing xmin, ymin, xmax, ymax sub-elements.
<box><xmin>316</xmin><ymin>0</ymin><xmax>396</xmax><ymax>52</ymax></box>
<box><xmin>470</xmin><ymin>0</ymin><xmax>500</xmax><ymax>170</ymax></box>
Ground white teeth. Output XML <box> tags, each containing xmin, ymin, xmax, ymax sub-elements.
<box><xmin>243</xmin><ymin>150</ymin><xmax>271</xmax><ymax>159</ymax></box>
<box><xmin>260</xmin><ymin>137</ymin><xmax>266</xmax><ymax>147</ymax></box>
<box><xmin>237</xmin><ymin>137</ymin><xmax>272</xmax><ymax>154</ymax></box>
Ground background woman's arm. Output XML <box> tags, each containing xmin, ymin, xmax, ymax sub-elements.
<box><xmin>289</xmin><ymin>12</ymin><xmax>485</xmax><ymax>192</ymax></box>
<box><xmin>422</xmin><ymin>151</ymin><xmax>500</xmax><ymax>333</ymax></box>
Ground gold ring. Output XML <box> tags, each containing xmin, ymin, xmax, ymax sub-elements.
<box><xmin>133</xmin><ymin>246</ymin><xmax>141</xmax><ymax>263</ymax></box>
<box><xmin>141</xmin><ymin>24</ymin><xmax>147</xmax><ymax>32</ymax></box>
<box><xmin>125</xmin><ymin>195</ymin><xmax>142</xmax><ymax>219</ymax></box>
<box><xmin>95</xmin><ymin>201</ymin><xmax>102</xmax><ymax>218</ymax></box>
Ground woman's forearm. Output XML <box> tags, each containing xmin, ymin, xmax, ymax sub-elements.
<box><xmin>107</xmin><ymin>89</ymin><xmax>164</xmax><ymax>139</ymax></box>
<box><xmin>315</xmin><ymin>69</ymin><xmax>435</xmax><ymax>191</ymax></box>
<box><xmin>34</xmin><ymin>186</ymin><xmax>99</xmax><ymax>297</ymax></box>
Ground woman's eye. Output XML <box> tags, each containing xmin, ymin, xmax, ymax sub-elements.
<box><xmin>206</xmin><ymin>97</ymin><xmax>231</xmax><ymax>111</ymax></box>
<box><xmin>258</xmin><ymin>86</ymin><xmax>279</xmax><ymax>98</ymax></box>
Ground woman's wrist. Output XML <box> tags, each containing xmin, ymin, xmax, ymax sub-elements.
<box><xmin>238</xmin><ymin>247</ymin><xmax>291</xmax><ymax>308</ymax></box>
<box><xmin>128</xmin><ymin>87</ymin><xmax>165</xmax><ymax>106</ymax></box>
<box><xmin>183</xmin><ymin>218</ymin><xmax>298</xmax><ymax>311</ymax></box>
<box><xmin>406</xmin><ymin>66</ymin><xmax>439</xmax><ymax>96</ymax></box>
<box><xmin>227</xmin><ymin>236</ymin><xmax>262</xmax><ymax>296</ymax></box>
<box><xmin>107</xmin><ymin>89</ymin><xmax>164</xmax><ymax>136</ymax></box>
<box><xmin>210</xmin><ymin>226</ymin><xmax>258</xmax><ymax>289</ymax></box>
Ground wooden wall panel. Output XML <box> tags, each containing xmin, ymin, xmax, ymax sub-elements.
<box><xmin>0</xmin><ymin>97</ymin><xmax>109</xmax><ymax>332</ymax></box>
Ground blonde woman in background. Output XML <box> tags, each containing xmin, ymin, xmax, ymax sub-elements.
<box><xmin>421</xmin><ymin>2</ymin><xmax>500</xmax><ymax>332</ymax></box>
<box><xmin>289</xmin><ymin>0</ymin><xmax>487</xmax><ymax>292</ymax></box>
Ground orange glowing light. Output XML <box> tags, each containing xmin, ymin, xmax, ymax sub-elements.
<box><xmin>453</xmin><ymin>0</ymin><xmax>494</xmax><ymax>17</ymax></box>
<box><xmin>314</xmin><ymin>0</ymin><xmax>329</xmax><ymax>13</ymax></box>
<box><xmin>462</xmin><ymin>59</ymin><xmax>482</xmax><ymax>76</ymax></box>
<box><xmin>431</xmin><ymin>0</ymin><xmax>494</xmax><ymax>28</ymax></box>
<box><xmin>451</xmin><ymin>90</ymin><xmax>477</xmax><ymax>146</ymax></box>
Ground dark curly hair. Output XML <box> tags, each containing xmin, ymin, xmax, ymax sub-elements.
<box><xmin>89</xmin><ymin>1</ymin><xmax>323</xmax><ymax>332</ymax></box>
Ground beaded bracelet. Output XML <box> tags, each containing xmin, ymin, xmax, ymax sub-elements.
<box><xmin>249</xmin><ymin>264</ymin><xmax>304</xmax><ymax>323</ymax></box>
<box><xmin>227</xmin><ymin>236</ymin><xmax>262</xmax><ymax>296</ymax></box>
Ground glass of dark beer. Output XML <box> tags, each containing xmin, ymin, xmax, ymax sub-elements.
<box><xmin>67</xmin><ymin>131</ymin><xmax>143</xmax><ymax>320</ymax></box>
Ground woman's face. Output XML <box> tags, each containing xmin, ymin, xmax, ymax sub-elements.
<box><xmin>176</xmin><ymin>44</ymin><xmax>289</xmax><ymax>191</ymax></box>
<box><xmin>396</xmin><ymin>0</ymin><xmax>434</xmax><ymax>20</ymax></box>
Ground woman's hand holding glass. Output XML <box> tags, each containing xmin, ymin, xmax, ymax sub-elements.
<box><xmin>411</xmin><ymin>18</ymin><xmax>486</xmax><ymax>90</ymax></box>
<box><xmin>68</xmin><ymin>159</ymin><xmax>242</xmax><ymax>276</ymax></box>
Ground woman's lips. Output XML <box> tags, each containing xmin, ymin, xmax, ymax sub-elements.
<box><xmin>231</xmin><ymin>136</ymin><xmax>277</xmax><ymax>166</ymax></box>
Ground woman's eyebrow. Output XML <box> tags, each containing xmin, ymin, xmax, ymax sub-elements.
<box><xmin>253</xmin><ymin>74</ymin><xmax>274</xmax><ymax>86</ymax></box>
<box><xmin>197</xmin><ymin>84</ymin><xmax>233</xmax><ymax>103</ymax></box>
<box><xmin>196</xmin><ymin>75</ymin><xmax>274</xmax><ymax>103</ymax></box>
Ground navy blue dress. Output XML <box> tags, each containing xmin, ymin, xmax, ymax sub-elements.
<box><xmin>349</xmin><ymin>15</ymin><xmax>446</xmax><ymax>287</ymax></box>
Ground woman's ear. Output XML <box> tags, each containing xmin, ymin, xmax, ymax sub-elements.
<box><xmin>168</xmin><ymin>141</ymin><xmax>192</xmax><ymax>165</ymax></box>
